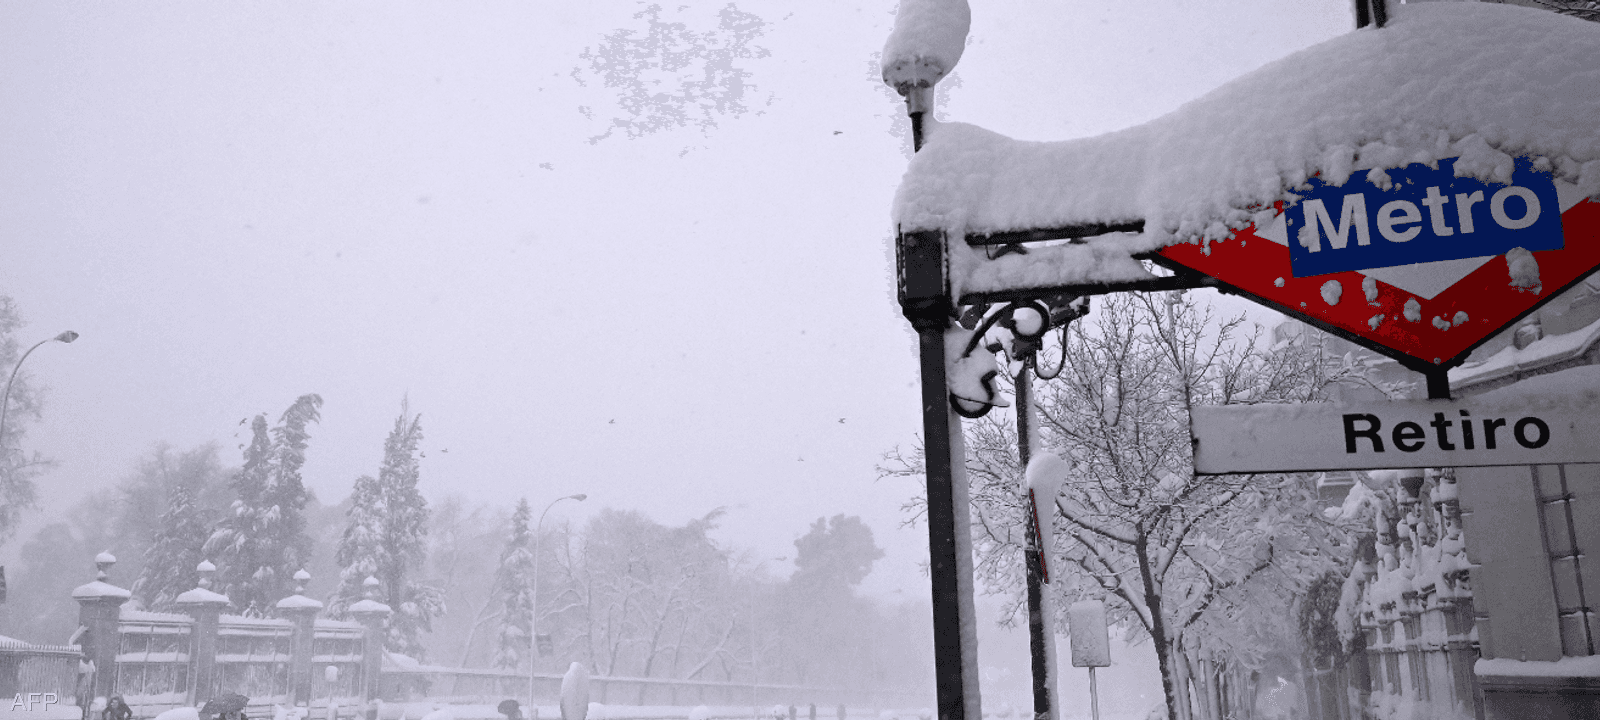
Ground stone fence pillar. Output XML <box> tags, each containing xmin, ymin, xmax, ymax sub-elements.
<box><xmin>71</xmin><ymin>552</ymin><xmax>131</xmax><ymax>705</ymax></box>
<box><xmin>347</xmin><ymin>577</ymin><xmax>392</xmax><ymax>704</ymax></box>
<box><xmin>174</xmin><ymin>561</ymin><xmax>232</xmax><ymax>708</ymax></box>
<box><xmin>276</xmin><ymin>569</ymin><xmax>324</xmax><ymax>708</ymax></box>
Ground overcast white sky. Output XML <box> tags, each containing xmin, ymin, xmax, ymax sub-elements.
<box><xmin>0</xmin><ymin>0</ymin><xmax>1351</xmax><ymax>602</ymax></box>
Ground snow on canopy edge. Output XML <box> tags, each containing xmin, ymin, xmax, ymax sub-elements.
<box><xmin>893</xmin><ymin>2</ymin><xmax>1600</xmax><ymax>290</ymax></box>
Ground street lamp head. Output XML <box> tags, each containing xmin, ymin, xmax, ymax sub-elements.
<box><xmin>54</xmin><ymin>331</ymin><xmax>79</xmax><ymax>343</ymax></box>
<box><xmin>570</xmin><ymin>493</ymin><xmax>588</xmax><ymax>502</ymax></box>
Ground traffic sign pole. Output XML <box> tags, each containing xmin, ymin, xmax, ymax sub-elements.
<box><xmin>1016</xmin><ymin>367</ymin><xmax>1056</xmax><ymax>720</ymax></box>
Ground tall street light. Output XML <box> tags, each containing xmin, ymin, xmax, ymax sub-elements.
<box><xmin>529</xmin><ymin>492</ymin><xmax>586</xmax><ymax>707</ymax></box>
<box><xmin>0</xmin><ymin>330</ymin><xmax>79</xmax><ymax>458</ymax></box>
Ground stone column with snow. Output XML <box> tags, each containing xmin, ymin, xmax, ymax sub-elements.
<box><xmin>277</xmin><ymin>569</ymin><xmax>324</xmax><ymax>707</ymax></box>
<box><xmin>347</xmin><ymin>576</ymin><xmax>392</xmax><ymax>704</ymax></box>
<box><xmin>175</xmin><ymin>560</ymin><xmax>232</xmax><ymax>708</ymax></box>
<box><xmin>71</xmin><ymin>552</ymin><xmax>132</xmax><ymax>704</ymax></box>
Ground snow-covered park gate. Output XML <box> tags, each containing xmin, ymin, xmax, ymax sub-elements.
<box><xmin>107</xmin><ymin>610</ymin><xmax>366</xmax><ymax>717</ymax></box>
<box><xmin>71</xmin><ymin>556</ymin><xmax>384</xmax><ymax>719</ymax></box>
<box><xmin>64</xmin><ymin>555</ymin><xmax>919</xmax><ymax>719</ymax></box>
<box><xmin>883</xmin><ymin>2</ymin><xmax>1600</xmax><ymax>720</ymax></box>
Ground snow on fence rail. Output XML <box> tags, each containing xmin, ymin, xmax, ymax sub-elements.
<box><xmin>385</xmin><ymin>664</ymin><xmax>919</xmax><ymax>710</ymax></box>
<box><xmin>372</xmin><ymin>705</ymin><xmax>951</xmax><ymax>720</ymax></box>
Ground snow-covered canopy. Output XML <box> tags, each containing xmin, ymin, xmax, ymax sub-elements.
<box><xmin>894</xmin><ymin>3</ymin><xmax>1600</xmax><ymax>259</ymax></box>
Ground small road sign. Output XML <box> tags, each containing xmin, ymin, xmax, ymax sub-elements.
<box><xmin>1067</xmin><ymin>600</ymin><xmax>1111</xmax><ymax>668</ymax></box>
<box><xmin>1156</xmin><ymin>157</ymin><xmax>1599</xmax><ymax>373</ymax></box>
<box><xmin>1191</xmin><ymin>392</ymin><xmax>1600</xmax><ymax>474</ymax></box>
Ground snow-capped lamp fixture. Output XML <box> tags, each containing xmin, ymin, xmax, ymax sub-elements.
<box><xmin>881</xmin><ymin>0</ymin><xmax>970</xmax><ymax>144</ymax></box>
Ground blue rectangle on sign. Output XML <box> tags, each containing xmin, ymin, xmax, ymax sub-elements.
<box><xmin>1286</xmin><ymin>157</ymin><xmax>1563</xmax><ymax>278</ymax></box>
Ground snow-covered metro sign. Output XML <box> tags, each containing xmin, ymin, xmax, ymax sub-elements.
<box><xmin>1156</xmin><ymin>159</ymin><xmax>1600</xmax><ymax>370</ymax></box>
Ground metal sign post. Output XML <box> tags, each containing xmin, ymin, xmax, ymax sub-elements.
<box><xmin>896</xmin><ymin>87</ymin><xmax>983</xmax><ymax>720</ymax></box>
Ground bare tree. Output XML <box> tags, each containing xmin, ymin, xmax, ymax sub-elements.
<box><xmin>1528</xmin><ymin>0</ymin><xmax>1600</xmax><ymax>23</ymax></box>
<box><xmin>546</xmin><ymin>508</ymin><xmax>740</xmax><ymax>686</ymax></box>
<box><xmin>888</xmin><ymin>292</ymin><xmax>1380</xmax><ymax>720</ymax></box>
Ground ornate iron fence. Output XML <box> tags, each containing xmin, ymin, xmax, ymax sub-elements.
<box><xmin>212</xmin><ymin>615</ymin><xmax>295</xmax><ymax>707</ymax></box>
<box><xmin>117</xmin><ymin>610</ymin><xmax>194</xmax><ymax>712</ymax></box>
<box><xmin>0</xmin><ymin>638</ymin><xmax>80</xmax><ymax>705</ymax></box>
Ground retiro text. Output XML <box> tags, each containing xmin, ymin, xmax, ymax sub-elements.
<box><xmin>1341</xmin><ymin>411</ymin><xmax>1548</xmax><ymax>453</ymax></box>
<box><xmin>1190</xmin><ymin>394</ymin><xmax>1600</xmax><ymax>474</ymax></box>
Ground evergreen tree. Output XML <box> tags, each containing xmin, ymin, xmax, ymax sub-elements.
<box><xmin>330</xmin><ymin>398</ymin><xmax>444</xmax><ymax>659</ymax></box>
<box><xmin>330</xmin><ymin>474</ymin><xmax>387</xmax><ymax>613</ymax></box>
<box><xmin>790</xmin><ymin>515</ymin><xmax>885</xmax><ymax>595</ymax></box>
<box><xmin>120</xmin><ymin>443</ymin><xmax>232</xmax><ymax>610</ymax></box>
<box><xmin>492</xmin><ymin>499</ymin><xmax>535</xmax><ymax>670</ymax></box>
<box><xmin>206</xmin><ymin>394</ymin><xmax>322</xmax><ymax>615</ymax></box>
<box><xmin>134</xmin><ymin>483</ymin><xmax>212</xmax><ymax>610</ymax></box>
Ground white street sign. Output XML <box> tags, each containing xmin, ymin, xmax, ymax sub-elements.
<box><xmin>1191</xmin><ymin>392</ymin><xmax>1600</xmax><ymax>474</ymax></box>
<box><xmin>1067</xmin><ymin>600</ymin><xmax>1111</xmax><ymax>668</ymax></box>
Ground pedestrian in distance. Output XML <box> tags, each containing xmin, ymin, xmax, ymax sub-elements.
<box><xmin>103</xmin><ymin>696</ymin><xmax>133</xmax><ymax>720</ymax></box>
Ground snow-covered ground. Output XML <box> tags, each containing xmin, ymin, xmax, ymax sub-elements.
<box><xmin>0</xmin><ymin>707</ymin><xmax>82</xmax><ymax>720</ymax></box>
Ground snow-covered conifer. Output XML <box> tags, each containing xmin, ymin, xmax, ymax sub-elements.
<box><xmin>206</xmin><ymin>394</ymin><xmax>322</xmax><ymax>615</ymax></box>
<box><xmin>491</xmin><ymin>499</ymin><xmax>535</xmax><ymax>670</ymax></box>
<box><xmin>134</xmin><ymin>483</ymin><xmax>211</xmax><ymax>610</ymax></box>
<box><xmin>329</xmin><ymin>474</ymin><xmax>387</xmax><ymax>614</ymax></box>
<box><xmin>329</xmin><ymin>398</ymin><xmax>444</xmax><ymax>659</ymax></box>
